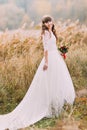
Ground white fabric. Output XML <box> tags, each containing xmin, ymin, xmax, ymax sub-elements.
<box><xmin>0</xmin><ymin>31</ymin><xmax>75</xmax><ymax>130</ymax></box>
<box><xmin>42</xmin><ymin>30</ymin><xmax>57</xmax><ymax>51</ymax></box>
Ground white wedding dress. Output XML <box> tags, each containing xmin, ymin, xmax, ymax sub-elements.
<box><xmin>0</xmin><ymin>31</ymin><xmax>75</xmax><ymax>130</ymax></box>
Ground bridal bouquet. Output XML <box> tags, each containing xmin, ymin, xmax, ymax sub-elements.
<box><xmin>58</xmin><ymin>44</ymin><xmax>69</xmax><ymax>59</ymax></box>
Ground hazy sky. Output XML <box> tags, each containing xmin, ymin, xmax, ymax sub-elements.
<box><xmin>0</xmin><ymin>0</ymin><xmax>87</xmax><ymax>30</ymax></box>
<box><xmin>0</xmin><ymin>0</ymin><xmax>87</xmax><ymax>22</ymax></box>
<box><xmin>26</xmin><ymin>0</ymin><xmax>87</xmax><ymax>23</ymax></box>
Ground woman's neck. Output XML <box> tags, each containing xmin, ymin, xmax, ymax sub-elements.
<box><xmin>48</xmin><ymin>28</ymin><xmax>52</xmax><ymax>31</ymax></box>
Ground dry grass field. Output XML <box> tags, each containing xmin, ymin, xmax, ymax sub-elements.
<box><xmin>0</xmin><ymin>20</ymin><xmax>87</xmax><ymax>130</ymax></box>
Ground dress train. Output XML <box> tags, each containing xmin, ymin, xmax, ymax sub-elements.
<box><xmin>0</xmin><ymin>50</ymin><xmax>75</xmax><ymax>130</ymax></box>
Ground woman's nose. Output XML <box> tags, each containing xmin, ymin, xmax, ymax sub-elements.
<box><xmin>48</xmin><ymin>22</ymin><xmax>51</xmax><ymax>25</ymax></box>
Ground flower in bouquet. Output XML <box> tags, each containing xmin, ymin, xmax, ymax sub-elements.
<box><xmin>58</xmin><ymin>44</ymin><xmax>69</xmax><ymax>59</ymax></box>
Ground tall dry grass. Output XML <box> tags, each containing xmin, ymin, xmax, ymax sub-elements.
<box><xmin>0</xmin><ymin>30</ymin><xmax>43</xmax><ymax>113</ymax></box>
<box><xmin>0</xmin><ymin>20</ymin><xmax>87</xmax><ymax>114</ymax></box>
<box><xmin>56</xmin><ymin>19</ymin><xmax>87</xmax><ymax>90</ymax></box>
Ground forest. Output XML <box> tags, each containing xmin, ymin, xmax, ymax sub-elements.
<box><xmin>0</xmin><ymin>0</ymin><xmax>87</xmax><ymax>30</ymax></box>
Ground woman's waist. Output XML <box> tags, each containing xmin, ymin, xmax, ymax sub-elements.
<box><xmin>48</xmin><ymin>48</ymin><xmax>58</xmax><ymax>52</ymax></box>
<box><xmin>48</xmin><ymin>49</ymin><xmax>61</xmax><ymax>55</ymax></box>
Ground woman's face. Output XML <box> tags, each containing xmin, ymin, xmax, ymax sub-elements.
<box><xmin>44</xmin><ymin>20</ymin><xmax>53</xmax><ymax>30</ymax></box>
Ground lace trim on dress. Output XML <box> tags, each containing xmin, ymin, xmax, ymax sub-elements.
<box><xmin>42</xmin><ymin>31</ymin><xmax>50</xmax><ymax>51</ymax></box>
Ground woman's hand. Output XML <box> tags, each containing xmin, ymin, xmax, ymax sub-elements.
<box><xmin>43</xmin><ymin>64</ymin><xmax>48</xmax><ymax>71</ymax></box>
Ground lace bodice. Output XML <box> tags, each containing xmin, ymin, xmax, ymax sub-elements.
<box><xmin>42</xmin><ymin>31</ymin><xmax>57</xmax><ymax>51</ymax></box>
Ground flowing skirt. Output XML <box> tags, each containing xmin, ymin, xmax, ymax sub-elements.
<box><xmin>0</xmin><ymin>50</ymin><xmax>75</xmax><ymax>130</ymax></box>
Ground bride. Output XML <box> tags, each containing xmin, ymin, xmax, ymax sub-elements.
<box><xmin>0</xmin><ymin>15</ymin><xmax>75</xmax><ymax>130</ymax></box>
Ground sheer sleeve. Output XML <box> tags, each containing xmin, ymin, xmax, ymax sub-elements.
<box><xmin>42</xmin><ymin>31</ymin><xmax>50</xmax><ymax>51</ymax></box>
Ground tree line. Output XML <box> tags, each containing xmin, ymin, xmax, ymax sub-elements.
<box><xmin>0</xmin><ymin>0</ymin><xmax>87</xmax><ymax>30</ymax></box>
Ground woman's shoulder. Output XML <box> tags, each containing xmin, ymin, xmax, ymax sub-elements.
<box><xmin>43</xmin><ymin>30</ymin><xmax>50</xmax><ymax>37</ymax></box>
<box><xmin>44</xmin><ymin>30</ymin><xmax>49</xmax><ymax>34</ymax></box>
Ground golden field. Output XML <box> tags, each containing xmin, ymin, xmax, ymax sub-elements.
<box><xmin>0</xmin><ymin>20</ymin><xmax>87</xmax><ymax>130</ymax></box>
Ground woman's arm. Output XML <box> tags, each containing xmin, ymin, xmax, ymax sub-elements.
<box><xmin>42</xmin><ymin>31</ymin><xmax>50</xmax><ymax>71</ymax></box>
<box><xmin>44</xmin><ymin>50</ymin><xmax>48</xmax><ymax>65</ymax></box>
<box><xmin>43</xmin><ymin>50</ymin><xmax>48</xmax><ymax>71</ymax></box>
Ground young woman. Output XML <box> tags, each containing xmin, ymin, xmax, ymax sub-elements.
<box><xmin>0</xmin><ymin>15</ymin><xmax>75</xmax><ymax>130</ymax></box>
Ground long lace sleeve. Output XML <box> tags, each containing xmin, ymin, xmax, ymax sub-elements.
<box><xmin>42</xmin><ymin>31</ymin><xmax>50</xmax><ymax>51</ymax></box>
